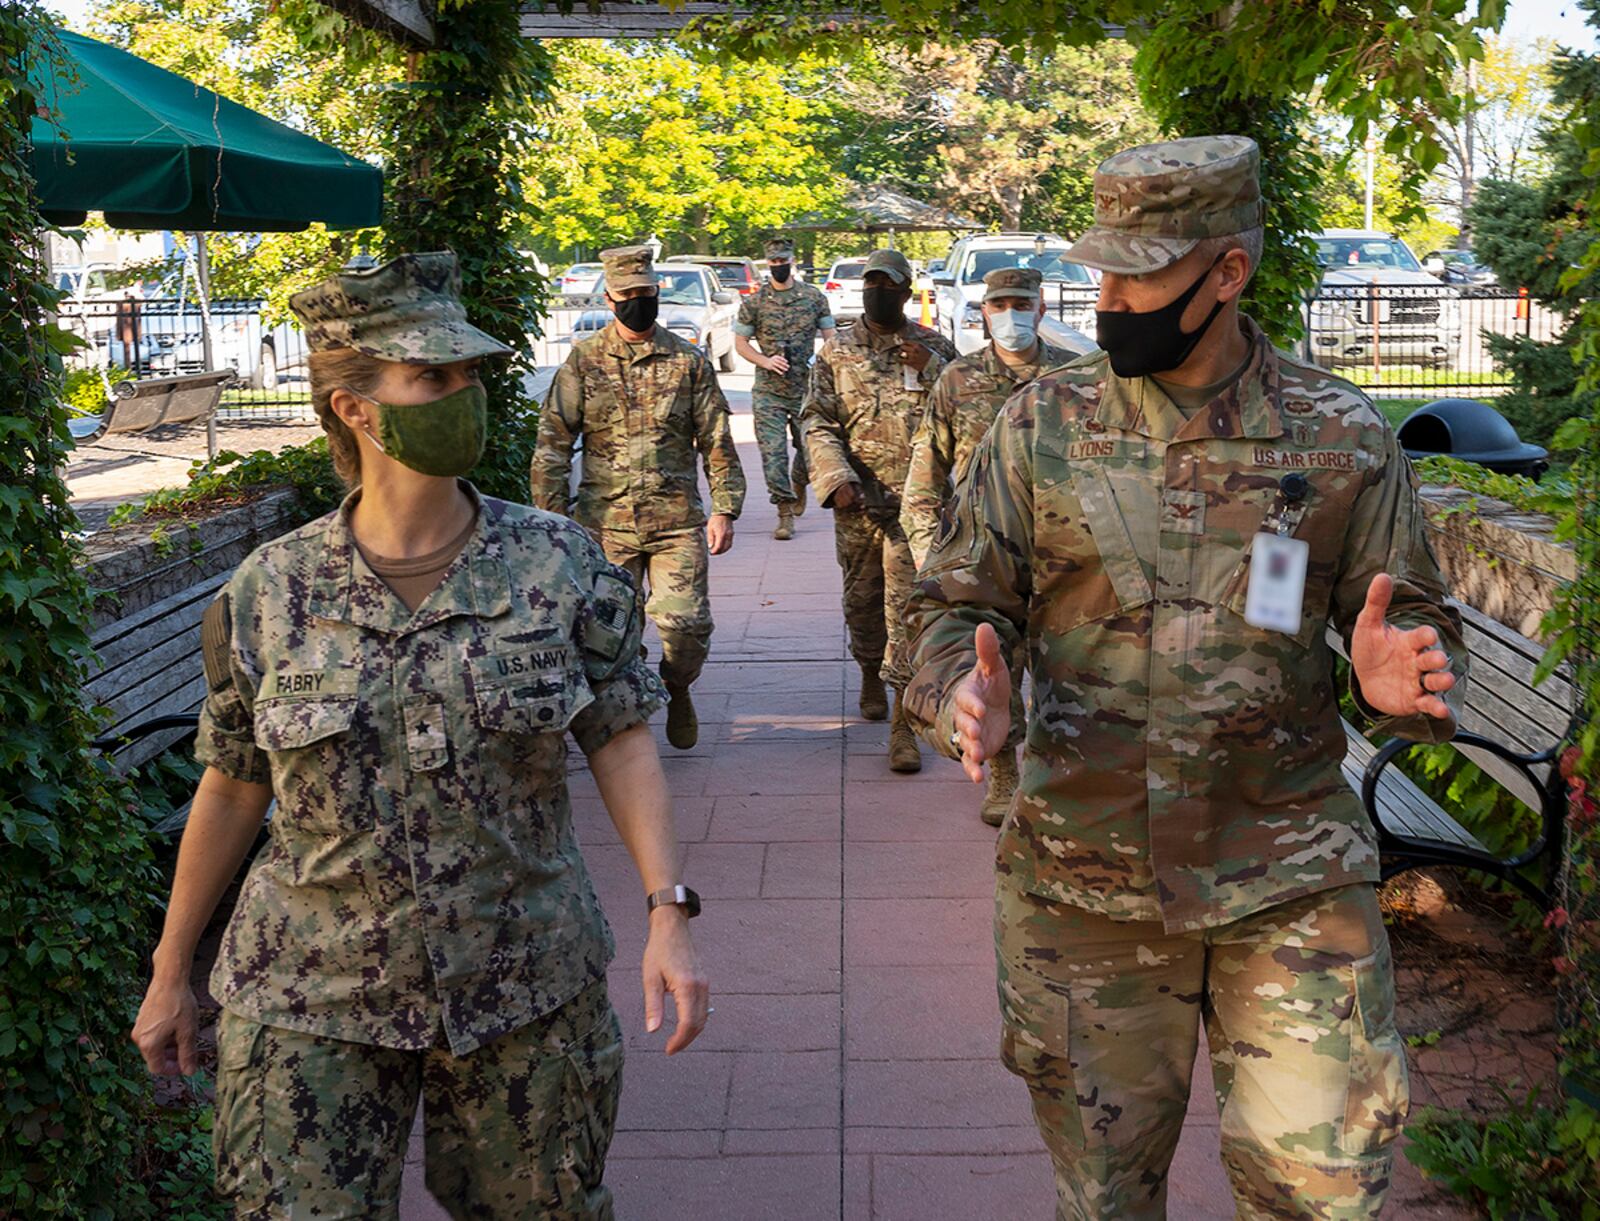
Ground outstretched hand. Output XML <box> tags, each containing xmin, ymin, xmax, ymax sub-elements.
<box><xmin>951</xmin><ymin>623</ymin><xmax>1012</xmax><ymax>783</ymax></box>
<box><xmin>1351</xmin><ymin>573</ymin><xmax>1456</xmax><ymax>720</ymax></box>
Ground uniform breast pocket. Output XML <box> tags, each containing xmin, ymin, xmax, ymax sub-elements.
<box><xmin>469</xmin><ymin>650</ymin><xmax>596</xmax><ymax>761</ymax></box>
<box><xmin>1032</xmin><ymin>455</ymin><xmax>1154</xmax><ymax>635</ymax></box>
<box><xmin>1217</xmin><ymin>499</ymin><xmax>1339</xmax><ymax>650</ymax></box>
<box><xmin>252</xmin><ymin>698</ymin><xmax>368</xmax><ymax>832</ymax></box>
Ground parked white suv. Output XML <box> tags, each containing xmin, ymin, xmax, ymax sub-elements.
<box><xmin>931</xmin><ymin>232</ymin><xmax>1098</xmax><ymax>355</ymax></box>
<box><xmin>1309</xmin><ymin>229</ymin><xmax>1462</xmax><ymax>370</ymax></box>
<box><xmin>822</xmin><ymin>257</ymin><xmax>868</xmax><ymax>323</ymax></box>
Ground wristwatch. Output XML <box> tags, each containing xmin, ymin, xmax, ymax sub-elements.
<box><xmin>645</xmin><ymin>884</ymin><xmax>702</xmax><ymax>919</ymax></box>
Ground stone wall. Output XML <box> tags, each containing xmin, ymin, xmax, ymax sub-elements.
<box><xmin>1419</xmin><ymin>484</ymin><xmax>1577</xmax><ymax>643</ymax></box>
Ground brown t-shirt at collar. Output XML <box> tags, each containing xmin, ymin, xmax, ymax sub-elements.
<box><xmin>353</xmin><ymin>511</ymin><xmax>479</xmax><ymax>613</ymax></box>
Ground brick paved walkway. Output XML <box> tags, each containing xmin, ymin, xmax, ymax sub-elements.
<box><xmin>399</xmin><ymin>403</ymin><xmax>1238</xmax><ymax>1220</ymax></box>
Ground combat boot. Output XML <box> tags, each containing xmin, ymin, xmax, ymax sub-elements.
<box><xmin>773</xmin><ymin>502</ymin><xmax>795</xmax><ymax>541</ymax></box>
<box><xmin>792</xmin><ymin>481</ymin><xmax>807</xmax><ymax>516</ymax></box>
<box><xmin>858</xmin><ymin>666</ymin><xmax>889</xmax><ymax>721</ymax></box>
<box><xmin>888</xmin><ymin>690</ymin><xmax>922</xmax><ymax>774</ymax></box>
<box><xmin>666</xmin><ymin>684</ymin><xmax>698</xmax><ymax>750</ymax></box>
<box><xmin>980</xmin><ymin>748</ymin><xmax>1018</xmax><ymax>827</ymax></box>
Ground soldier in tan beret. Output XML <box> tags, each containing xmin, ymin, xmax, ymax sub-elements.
<box><xmin>906</xmin><ymin>137</ymin><xmax>1467</xmax><ymax>1217</ymax></box>
<box><xmin>533</xmin><ymin>244</ymin><xmax>747</xmax><ymax>750</ymax></box>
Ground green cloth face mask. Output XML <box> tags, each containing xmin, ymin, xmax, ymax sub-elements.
<box><xmin>349</xmin><ymin>383</ymin><xmax>487</xmax><ymax>477</ymax></box>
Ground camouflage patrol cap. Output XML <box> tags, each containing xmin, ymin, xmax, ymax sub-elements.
<box><xmin>600</xmin><ymin>244</ymin><xmax>657</xmax><ymax>292</ymax></box>
<box><xmin>1064</xmin><ymin>135</ymin><xmax>1263</xmax><ymax>276</ymax></box>
<box><xmin>765</xmin><ymin>238</ymin><xmax>796</xmax><ymax>260</ymax></box>
<box><xmin>289</xmin><ymin>252</ymin><xmax>511</xmax><ymax>363</ymax></box>
<box><xmin>862</xmin><ymin>248</ymin><xmax>912</xmax><ymax>285</ymax></box>
<box><xmin>982</xmin><ymin>266</ymin><xmax>1043</xmax><ymax>303</ymax></box>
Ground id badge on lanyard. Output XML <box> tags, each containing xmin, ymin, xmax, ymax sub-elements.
<box><xmin>1244</xmin><ymin>473</ymin><xmax>1311</xmax><ymax>635</ymax></box>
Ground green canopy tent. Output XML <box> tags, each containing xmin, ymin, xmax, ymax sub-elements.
<box><xmin>27</xmin><ymin>28</ymin><xmax>383</xmax><ymax>452</ymax></box>
<box><xmin>29</xmin><ymin>29</ymin><xmax>382</xmax><ymax>232</ymax></box>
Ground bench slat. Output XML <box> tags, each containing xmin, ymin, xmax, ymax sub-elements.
<box><xmin>86</xmin><ymin>574</ymin><xmax>226</xmax><ymax>691</ymax></box>
<box><xmin>106</xmin><ymin>674</ymin><xmax>207</xmax><ymax>770</ymax></box>
<box><xmin>1341</xmin><ymin>722</ymin><xmax>1488</xmax><ymax>853</ymax></box>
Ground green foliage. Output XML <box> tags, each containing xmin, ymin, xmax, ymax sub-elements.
<box><xmin>104</xmin><ymin>441</ymin><xmax>346</xmax><ymax>528</ymax></box>
<box><xmin>1408</xmin><ymin>1089</ymin><xmax>1600</xmax><ymax>1219</ymax></box>
<box><xmin>377</xmin><ymin>0</ymin><xmax>550</xmax><ymax>488</ymax></box>
<box><xmin>1414</xmin><ymin>453</ymin><xmax>1577</xmax><ymax>516</ymax></box>
<box><xmin>0</xmin><ymin>8</ymin><xmax>210</xmax><ymax>1214</ymax></box>
<box><xmin>60</xmin><ymin>364</ymin><xmax>130</xmax><ymax>417</ymax></box>
<box><xmin>528</xmin><ymin>41</ymin><xmax>844</xmax><ymax>257</ymax></box>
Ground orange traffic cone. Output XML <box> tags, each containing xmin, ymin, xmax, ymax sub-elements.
<box><xmin>919</xmin><ymin>287</ymin><xmax>933</xmax><ymax>327</ymax></box>
<box><xmin>1515</xmin><ymin>286</ymin><xmax>1529</xmax><ymax>319</ymax></box>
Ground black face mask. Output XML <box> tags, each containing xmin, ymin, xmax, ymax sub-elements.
<box><xmin>861</xmin><ymin>285</ymin><xmax>906</xmax><ymax>328</ymax></box>
<box><xmin>1095</xmin><ymin>254</ymin><xmax>1226</xmax><ymax>378</ymax></box>
<box><xmin>611</xmin><ymin>293</ymin><xmax>659</xmax><ymax>333</ymax></box>
<box><xmin>770</xmin><ymin>263</ymin><xmax>792</xmax><ymax>284</ymax></box>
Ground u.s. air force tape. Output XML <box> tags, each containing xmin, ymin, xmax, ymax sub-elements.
<box><xmin>586</xmin><ymin>570</ymin><xmax>635</xmax><ymax>662</ymax></box>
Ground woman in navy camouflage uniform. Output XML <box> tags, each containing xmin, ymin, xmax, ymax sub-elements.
<box><xmin>132</xmin><ymin>253</ymin><xmax>708</xmax><ymax>1219</ymax></box>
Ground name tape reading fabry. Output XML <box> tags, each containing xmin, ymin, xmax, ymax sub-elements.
<box><xmin>263</xmin><ymin>672</ymin><xmax>359</xmax><ymax>699</ymax></box>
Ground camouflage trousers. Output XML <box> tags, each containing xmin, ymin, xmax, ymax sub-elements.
<box><xmin>597</xmin><ymin>525</ymin><xmax>712</xmax><ymax>690</ymax></box>
<box><xmin>752</xmin><ymin>389</ymin><xmax>807</xmax><ymax>504</ymax></box>
<box><xmin>832</xmin><ymin>507</ymin><xmax>917</xmax><ymax>688</ymax></box>
<box><xmin>213</xmin><ymin>978</ymin><xmax>623</xmax><ymax>1220</ymax></box>
<box><xmin>995</xmin><ymin>878</ymin><xmax>1407</xmax><ymax>1220</ymax></box>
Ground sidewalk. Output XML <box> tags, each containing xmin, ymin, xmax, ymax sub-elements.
<box><xmin>399</xmin><ymin>403</ymin><xmax>1238</xmax><ymax>1220</ymax></box>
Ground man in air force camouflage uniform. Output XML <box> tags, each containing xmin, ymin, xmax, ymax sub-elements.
<box><xmin>533</xmin><ymin>244</ymin><xmax>747</xmax><ymax>750</ymax></box>
<box><xmin>901</xmin><ymin>265</ymin><xmax>1085</xmax><ymax>826</ymax></box>
<box><xmin>803</xmin><ymin>246</ymin><xmax>958</xmax><ymax>773</ymax></box>
<box><xmin>734</xmin><ymin>236</ymin><xmax>835</xmax><ymax>540</ymax></box>
<box><xmin>904</xmin><ymin>137</ymin><xmax>1467</xmax><ymax>1219</ymax></box>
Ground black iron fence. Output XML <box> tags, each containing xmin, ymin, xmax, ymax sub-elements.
<box><xmin>57</xmin><ymin>296</ymin><xmax>314</xmax><ymax>420</ymax></box>
<box><xmin>1051</xmin><ymin>283</ymin><xmax>1553</xmax><ymax>401</ymax></box>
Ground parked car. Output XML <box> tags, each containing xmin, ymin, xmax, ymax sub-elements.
<box><xmin>569</xmin><ymin>264</ymin><xmax>739</xmax><ymax>370</ymax></box>
<box><xmin>1422</xmin><ymin>248</ymin><xmax>1499</xmax><ymax>295</ymax></box>
<box><xmin>557</xmin><ymin>262</ymin><xmax>605</xmax><ymax>299</ymax></box>
<box><xmin>931</xmin><ymin>233</ymin><xmax>1099</xmax><ymax>355</ymax></box>
<box><xmin>1309</xmin><ymin>229</ymin><xmax>1462</xmax><ymax>370</ymax></box>
<box><xmin>665</xmin><ymin>255</ymin><xmax>760</xmax><ymax>297</ymax></box>
<box><xmin>822</xmin><ymin>257</ymin><xmax>868</xmax><ymax>323</ymax></box>
<box><xmin>1037</xmin><ymin>315</ymin><xmax>1096</xmax><ymax>359</ymax></box>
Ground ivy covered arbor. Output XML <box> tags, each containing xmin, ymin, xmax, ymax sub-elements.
<box><xmin>2</xmin><ymin>0</ymin><xmax>1582</xmax><ymax>1213</ymax></box>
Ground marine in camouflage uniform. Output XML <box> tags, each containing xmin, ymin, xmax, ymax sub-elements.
<box><xmin>532</xmin><ymin>244</ymin><xmax>747</xmax><ymax>750</ymax></box>
<box><xmin>191</xmin><ymin>253</ymin><xmax>670</xmax><ymax>1219</ymax></box>
<box><xmin>734</xmin><ymin>236</ymin><xmax>835</xmax><ymax>539</ymax></box>
<box><xmin>803</xmin><ymin>247</ymin><xmax>957</xmax><ymax>770</ymax></box>
<box><xmin>901</xmin><ymin>265</ymin><xmax>1083</xmax><ymax>825</ymax></box>
<box><xmin>904</xmin><ymin>137</ymin><xmax>1468</xmax><ymax>1219</ymax></box>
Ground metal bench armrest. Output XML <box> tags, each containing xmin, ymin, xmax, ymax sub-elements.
<box><xmin>90</xmin><ymin>713</ymin><xmax>200</xmax><ymax>752</ymax></box>
<box><xmin>1361</xmin><ymin>729</ymin><xmax>1563</xmax><ymax>882</ymax></box>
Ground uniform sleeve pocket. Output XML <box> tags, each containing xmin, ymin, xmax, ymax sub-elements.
<box><xmin>252</xmin><ymin>698</ymin><xmax>355</xmax><ymax>752</ymax></box>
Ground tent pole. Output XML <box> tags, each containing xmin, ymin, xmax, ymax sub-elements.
<box><xmin>194</xmin><ymin>233</ymin><xmax>218</xmax><ymax>459</ymax></box>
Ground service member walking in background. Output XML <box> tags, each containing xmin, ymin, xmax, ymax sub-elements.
<box><xmin>734</xmin><ymin>236</ymin><xmax>835</xmax><ymax>540</ymax></box>
<box><xmin>804</xmin><ymin>247</ymin><xmax>957</xmax><ymax>773</ymax></box>
<box><xmin>905</xmin><ymin>138</ymin><xmax>1467</xmax><ymax>1219</ymax></box>
<box><xmin>533</xmin><ymin>245</ymin><xmax>747</xmax><ymax>751</ymax></box>
<box><xmin>131</xmin><ymin>253</ymin><xmax>709</xmax><ymax>1219</ymax></box>
<box><xmin>901</xmin><ymin>265</ymin><xmax>1083</xmax><ymax>826</ymax></box>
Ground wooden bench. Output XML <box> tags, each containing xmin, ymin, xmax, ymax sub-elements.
<box><xmin>86</xmin><ymin>570</ymin><xmax>229</xmax><ymax>772</ymax></box>
<box><xmin>68</xmin><ymin>368</ymin><xmax>236</xmax><ymax>459</ymax></box>
<box><xmin>1334</xmin><ymin>599</ymin><xmax>1574</xmax><ymax>907</ymax></box>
